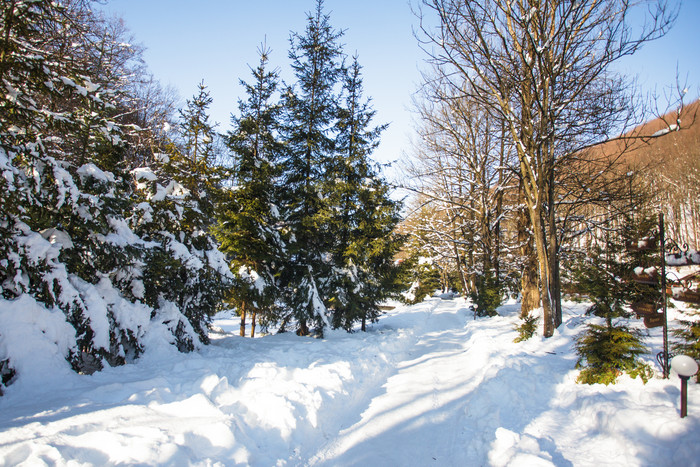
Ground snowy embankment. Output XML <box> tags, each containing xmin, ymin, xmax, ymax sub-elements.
<box><xmin>1</xmin><ymin>298</ymin><xmax>699</xmax><ymax>466</ymax></box>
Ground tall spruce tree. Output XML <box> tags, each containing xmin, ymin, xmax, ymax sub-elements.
<box><xmin>280</xmin><ymin>0</ymin><xmax>345</xmax><ymax>335</ymax></box>
<box><xmin>328</xmin><ymin>56</ymin><xmax>402</xmax><ymax>331</ymax></box>
<box><xmin>216</xmin><ymin>46</ymin><xmax>286</xmax><ymax>337</ymax></box>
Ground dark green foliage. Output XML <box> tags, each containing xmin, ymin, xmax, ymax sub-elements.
<box><xmin>259</xmin><ymin>0</ymin><xmax>403</xmax><ymax>334</ymax></box>
<box><xmin>278</xmin><ymin>0</ymin><xmax>346</xmax><ymax>334</ymax></box>
<box><xmin>0</xmin><ymin>357</ymin><xmax>15</xmax><ymax>391</ymax></box>
<box><xmin>133</xmin><ymin>135</ymin><xmax>231</xmax><ymax>345</ymax></box>
<box><xmin>575</xmin><ymin>324</ymin><xmax>653</xmax><ymax>385</ymax></box>
<box><xmin>215</xmin><ymin>46</ymin><xmax>285</xmax><ymax>328</ymax></box>
<box><xmin>0</xmin><ymin>0</ymin><xmax>232</xmax><ymax>386</ymax></box>
<box><xmin>571</xmin><ymin>244</ymin><xmax>630</xmax><ymax>325</ymax></box>
<box><xmin>622</xmin><ymin>214</ymin><xmax>661</xmax><ymax>306</ymax></box>
<box><xmin>470</xmin><ymin>271</ymin><xmax>502</xmax><ymax>317</ymax></box>
<box><xmin>571</xmin><ymin>213</ymin><xmax>658</xmax><ymax>384</ymax></box>
<box><xmin>574</xmin><ymin>215</ymin><xmax>659</xmax><ymax>384</ymax></box>
<box><xmin>568</xmin><ymin>212</ymin><xmax>660</xmax><ymax>325</ymax></box>
<box><xmin>402</xmin><ymin>256</ymin><xmax>442</xmax><ymax>304</ymax></box>
<box><xmin>325</xmin><ymin>56</ymin><xmax>403</xmax><ymax>331</ymax></box>
<box><xmin>514</xmin><ymin>313</ymin><xmax>539</xmax><ymax>343</ymax></box>
<box><xmin>140</xmin><ymin>84</ymin><xmax>231</xmax><ymax>342</ymax></box>
<box><xmin>0</xmin><ymin>0</ymin><xmax>148</xmax><ymax>372</ymax></box>
<box><xmin>179</xmin><ymin>81</ymin><xmax>217</xmax><ymax>167</ymax></box>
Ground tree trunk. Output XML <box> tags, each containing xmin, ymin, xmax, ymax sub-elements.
<box><xmin>297</xmin><ymin>318</ymin><xmax>309</xmax><ymax>336</ymax></box>
<box><xmin>0</xmin><ymin>1</ymin><xmax>18</xmax><ymax>83</ymax></box>
<box><xmin>548</xmin><ymin>181</ymin><xmax>563</xmax><ymax>328</ymax></box>
<box><xmin>361</xmin><ymin>314</ymin><xmax>366</xmax><ymax>332</ymax></box>
<box><xmin>530</xmin><ymin>206</ymin><xmax>555</xmax><ymax>337</ymax></box>
<box><xmin>239</xmin><ymin>301</ymin><xmax>247</xmax><ymax>337</ymax></box>
<box><xmin>250</xmin><ymin>310</ymin><xmax>256</xmax><ymax>338</ymax></box>
<box><xmin>518</xmin><ymin>202</ymin><xmax>540</xmax><ymax>318</ymax></box>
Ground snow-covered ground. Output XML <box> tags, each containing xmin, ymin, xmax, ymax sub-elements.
<box><xmin>1</xmin><ymin>298</ymin><xmax>698</xmax><ymax>466</ymax></box>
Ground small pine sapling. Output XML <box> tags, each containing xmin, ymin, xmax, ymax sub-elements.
<box><xmin>514</xmin><ymin>313</ymin><xmax>539</xmax><ymax>342</ymax></box>
<box><xmin>575</xmin><ymin>324</ymin><xmax>653</xmax><ymax>384</ymax></box>
<box><xmin>470</xmin><ymin>270</ymin><xmax>502</xmax><ymax>317</ymax></box>
<box><xmin>572</xmin><ymin>214</ymin><xmax>654</xmax><ymax>384</ymax></box>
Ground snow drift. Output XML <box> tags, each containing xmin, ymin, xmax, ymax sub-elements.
<box><xmin>0</xmin><ymin>297</ymin><xmax>698</xmax><ymax>466</ymax></box>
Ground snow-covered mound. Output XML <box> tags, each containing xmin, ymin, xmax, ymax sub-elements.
<box><xmin>0</xmin><ymin>298</ymin><xmax>698</xmax><ymax>466</ymax></box>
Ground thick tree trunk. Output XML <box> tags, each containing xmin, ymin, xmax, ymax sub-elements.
<box><xmin>521</xmin><ymin>261</ymin><xmax>540</xmax><ymax>318</ymax></box>
<box><xmin>451</xmin><ymin>237</ymin><xmax>470</xmax><ymax>296</ymax></box>
<box><xmin>518</xmin><ymin>203</ymin><xmax>540</xmax><ymax>318</ymax></box>
<box><xmin>239</xmin><ymin>302</ymin><xmax>247</xmax><ymax>337</ymax></box>
<box><xmin>547</xmin><ymin>183</ymin><xmax>563</xmax><ymax>328</ymax></box>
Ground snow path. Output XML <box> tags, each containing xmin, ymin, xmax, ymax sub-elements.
<box><xmin>310</xmin><ymin>297</ymin><xmax>476</xmax><ymax>465</ymax></box>
<box><xmin>309</xmin><ymin>298</ymin><xmax>572</xmax><ymax>466</ymax></box>
<box><xmin>1</xmin><ymin>297</ymin><xmax>699</xmax><ymax>466</ymax></box>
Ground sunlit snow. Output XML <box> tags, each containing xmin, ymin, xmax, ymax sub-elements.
<box><xmin>1</xmin><ymin>297</ymin><xmax>698</xmax><ymax>465</ymax></box>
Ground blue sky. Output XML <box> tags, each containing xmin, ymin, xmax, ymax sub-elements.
<box><xmin>100</xmin><ymin>0</ymin><xmax>700</xmax><ymax>170</ymax></box>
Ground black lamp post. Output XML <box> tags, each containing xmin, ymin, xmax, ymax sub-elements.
<box><xmin>671</xmin><ymin>355</ymin><xmax>699</xmax><ymax>418</ymax></box>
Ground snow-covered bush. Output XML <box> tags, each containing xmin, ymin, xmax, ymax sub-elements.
<box><xmin>0</xmin><ymin>0</ymin><xmax>230</xmax><ymax>390</ymax></box>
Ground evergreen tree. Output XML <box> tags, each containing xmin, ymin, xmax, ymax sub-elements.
<box><xmin>279</xmin><ymin>0</ymin><xmax>345</xmax><ymax>335</ymax></box>
<box><xmin>327</xmin><ymin>56</ymin><xmax>402</xmax><ymax>330</ymax></box>
<box><xmin>179</xmin><ymin>80</ymin><xmax>217</xmax><ymax>167</ymax></box>
<box><xmin>470</xmin><ymin>272</ymin><xmax>502</xmax><ymax>317</ymax></box>
<box><xmin>216</xmin><ymin>46</ymin><xmax>286</xmax><ymax>337</ymax></box>
<box><xmin>132</xmin><ymin>83</ymin><xmax>231</xmax><ymax>347</ymax></box>
<box><xmin>0</xmin><ymin>2</ymin><xmax>233</xmax><ymax>389</ymax></box>
<box><xmin>401</xmin><ymin>255</ymin><xmax>442</xmax><ymax>305</ymax></box>
<box><xmin>572</xmin><ymin>214</ymin><xmax>655</xmax><ymax>385</ymax></box>
<box><xmin>0</xmin><ymin>0</ymin><xmax>147</xmax><ymax>373</ymax></box>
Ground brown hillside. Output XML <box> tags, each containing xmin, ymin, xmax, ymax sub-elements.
<box><xmin>619</xmin><ymin>99</ymin><xmax>700</xmax><ymax>246</ymax></box>
<box><xmin>622</xmin><ymin>99</ymin><xmax>700</xmax><ymax>169</ymax></box>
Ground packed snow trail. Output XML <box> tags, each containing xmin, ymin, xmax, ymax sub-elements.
<box><xmin>1</xmin><ymin>297</ymin><xmax>699</xmax><ymax>466</ymax></box>
<box><xmin>309</xmin><ymin>299</ymin><xmax>700</xmax><ymax>466</ymax></box>
<box><xmin>308</xmin><ymin>298</ymin><xmax>573</xmax><ymax>466</ymax></box>
<box><xmin>309</xmin><ymin>296</ymin><xmax>479</xmax><ymax>465</ymax></box>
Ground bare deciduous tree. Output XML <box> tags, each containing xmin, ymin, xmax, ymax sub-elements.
<box><xmin>416</xmin><ymin>0</ymin><xmax>678</xmax><ymax>336</ymax></box>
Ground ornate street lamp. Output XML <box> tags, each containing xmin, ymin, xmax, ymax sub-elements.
<box><xmin>671</xmin><ymin>355</ymin><xmax>699</xmax><ymax>418</ymax></box>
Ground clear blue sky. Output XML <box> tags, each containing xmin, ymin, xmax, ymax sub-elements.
<box><xmin>100</xmin><ymin>0</ymin><xmax>700</xmax><ymax>171</ymax></box>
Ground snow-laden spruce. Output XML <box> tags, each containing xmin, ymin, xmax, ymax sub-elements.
<box><xmin>0</xmin><ymin>0</ymin><xmax>230</xmax><ymax>387</ymax></box>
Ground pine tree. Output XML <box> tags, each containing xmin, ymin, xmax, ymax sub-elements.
<box><xmin>179</xmin><ymin>80</ymin><xmax>217</xmax><ymax>167</ymax></box>
<box><xmin>0</xmin><ymin>0</ymin><xmax>147</xmax><ymax>373</ymax></box>
<box><xmin>572</xmin><ymin>214</ymin><xmax>655</xmax><ymax>384</ymax></box>
<box><xmin>1</xmin><ymin>2</ymin><xmax>234</xmax><ymax>389</ymax></box>
<box><xmin>279</xmin><ymin>0</ymin><xmax>345</xmax><ymax>335</ymax></box>
<box><xmin>215</xmin><ymin>45</ymin><xmax>286</xmax><ymax>337</ymax></box>
<box><xmin>401</xmin><ymin>255</ymin><xmax>442</xmax><ymax>305</ymax></box>
<box><xmin>327</xmin><ymin>56</ymin><xmax>402</xmax><ymax>330</ymax></box>
<box><xmin>132</xmin><ymin>83</ymin><xmax>231</xmax><ymax>347</ymax></box>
